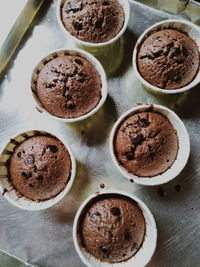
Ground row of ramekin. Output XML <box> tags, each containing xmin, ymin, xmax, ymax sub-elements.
<box><xmin>0</xmin><ymin>103</ymin><xmax>190</xmax><ymax>210</ymax></box>
<box><xmin>31</xmin><ymin>20</ymin><xmax>200</xmax><ymax>124</ymax></box>
<box><xmin>57</xmin><ymin>0</ymin><xmax>200</xmax><ymax>94</ymax></box>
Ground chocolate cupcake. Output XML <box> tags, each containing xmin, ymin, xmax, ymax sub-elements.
<box><xmin>137</xmin><ymin>29</ymin><xmax>199</xmax><ymax>89</ymax></box>
<box><xmin>36</xmin><ymin>54</ymin><xmax>102</xmax><ymax>119</ymax></box>
<box><xmin>79</xmin><ymin>194</ymin><xmax>146</xmax><ymax>263</ymax></box>
<box><xmin>61</xmin><ymin>0</ymin><xmax>125</xmax><ymax>43</ymax></box>
<box><xmin>8</xmin><ymin>134</ymin><xmax>72</xmax><ymax>201</ymax></box>
<box><xmin>114</xmin><ymin>111</ymin><xmax>178</xmax><ymax>177</ymax></box>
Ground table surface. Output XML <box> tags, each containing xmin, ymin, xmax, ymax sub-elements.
<box><xmin>0</xmin><ymin>1</ymin><xmax>200</xmax><ymax>267</ymax></box>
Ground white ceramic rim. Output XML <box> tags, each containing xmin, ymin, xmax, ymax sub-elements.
<box><xmin>57</xmin><ymin>0</ymin><xmax>130</xmax><ymax>47</ymax></box>
<box><xmin>31</xmin><ymin>48</ymin><xmax>107</xmax><ymax>122</ymax></box>
<box><xmin>109</xmin><ymin>104</ymin><xmax>190</xmax><ymax>186</ymax></box>
<box><xmin>73</xmin><ymin>190</ymin><xmax>157</xmax><ymax>267</ymax></box>
<box><xmin>132</xmin><ymin>19</ymin><xmax>200</xmax><ymax>94</ymax></box>
<box><xmin>0</xmin><ymin>130</ymin><xmax>76</xmax><ymax>210</ymax></box>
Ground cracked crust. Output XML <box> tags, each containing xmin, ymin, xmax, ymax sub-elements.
<box><xmin>61</xmin><ymin>0</ymin><xmax>125</xmax><ymax>43</ymax></box>
<box><xmin>114</xmin><ymin>112</ymin><xmax>178</xmax><ymax>177</ymax></box>
<box><xmin>36</xmin><ymin>55</ymin><xmax>102</xmax><ymax>118</ymax></box>
<box><xmin>8</xmin><ymin>136</ymin><xmax>71</xmax><ymax>201</ymax></box>
<box><xmin>80</xmin><ymin>195</ymin><xmax>146</xmax><ymax>263</ymax></box>
<box><xmin>137</xmin><ymin>29</ymin><xmax>199</xmax><ymax>89</ymax></box>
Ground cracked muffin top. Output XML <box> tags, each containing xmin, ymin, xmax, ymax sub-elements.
<box><xmin>8</xmin><ymin>135</ymin><xmax>71</xmax><ymax>201</ymax></box>
<box><xmin>61</xmin><ymin>0</ymin><xmax>125</xmax><ymax>43</ymax></box>
<box><xmin>114</xmin><ymin>111</ymin><xmax>178</xmax><ymax>177</ymax></box>
<box><xmin>36</xmin><ymin>55</ymin><xmax>102</xmax><ymax>119</ymax></box>
<box><xmin>79</xmin><ymin>194</ymin><xmax>146</xmax><ymax>263</ymax></box>
<box><xmin>137</xmin><ymin>29</ymin><xmax>199</xmax><ymax>89</ymax></box>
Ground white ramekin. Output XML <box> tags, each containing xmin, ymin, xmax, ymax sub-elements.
<box><xmin>73</xmin><ymin>190</ymin><xmax>157</xmax><ymax>267</ymax></box>
<box><xmin>0</xmin><ymin>130</ymin><xmax>76</xmax><ymax>210</ymax></box>
<box><xmin>57</xmin><ymin>0</ymin><xmax>130</xmax><ymax>50</ymax></box>
<box><xmin>31</xmin><ymin>48</ymin><xmax>107</xmax><ymax>122</ymax></box>
<box><xmin>110</xmin><ymin>104</ymin><xmax>190</xmax><ymax>186</ymax></box>
<box><xmin>133</xmin><ymin>19</ymin><xmax>200</xmax><ymax>95</ymax></box>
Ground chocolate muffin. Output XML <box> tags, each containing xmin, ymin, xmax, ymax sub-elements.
<box><xmin>137</xmin><ymin>29</ymin><xmax>199</xmax><ymax>89</ymax></box>
<box><xmin>8</xmin><ymin>135</ymin><xmax>71</xmax><ymax>201</ymax></box>
<box><xmin>114</xmin><ymin>111</ymin><xmax>178</xmax><ymax>177</ymax></box>
<box><xmin>36</xmin><ymin>55</ymin><xmax>102</xmax><ymax>119</ymax></box>
<box><xmin>79</xmin><ymin>194</ymin><xmax>146</xmax><ymax>263</ymax></box>
<box><xmin>61</xmin><ymin>0</ymin><xmax>125</xmax><ymax>43</ymax></box>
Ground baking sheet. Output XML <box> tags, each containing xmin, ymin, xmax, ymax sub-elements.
<box><xmin>0</xmin><ymin>1</ymin><xmax>200</xmax><ymax>266</ymax></box>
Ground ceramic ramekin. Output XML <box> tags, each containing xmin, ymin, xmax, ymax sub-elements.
<box><xmin>110</xmin><ymin>104</ymin><xmax>190</xmax><ymax>186</ymax></box>
<box><xmin>73</xmin><ymin>190</ymin><xmax>157</xmax><ymax>267</ymax></box>
<box><xmin>31</xmin><ymin>48</ymin><xmax>107</xmax><ymax>122</ymax></box>
<box><xmin>0</xmin><ymin>130</ymin><xmax>76</xmax><ymax>210</ymax></box>
<box><xmin>133</xmin><ymin>19</ymin><xmax>200</xmax><ymax>95</ymax></box>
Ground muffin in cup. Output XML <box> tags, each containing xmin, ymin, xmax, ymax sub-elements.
<box><xmin>31</xmin><ymin>49</ymin><xmax>107</xmax><ymax>122</ymax></box>
<box><xmin>58</xmin><ymin>0</ymin><xmax>130</xmax><ymax>46</ymax></box>
<box><xmin>73</xmin><ymin>190</ymin><xmax>157</xmax><ymax>266</ymax></box>
<box><xmin>110</xmin><ymin>104</ymin><xmax>190</xmax><ymax>186</ymax></box>
<box><xmin>133</xmin><ymin>19</ymin><xmax>200</xmax><ymax>94</ymax></box>
<box><xmin>57</xmin><ymin>0</ymin><xmax>130</xmax><ymax>73</ymax></box>
<box><xmin>0</xmin><ymin>130</ymin><xmax>76</xmax><ymax>210</ymax></box>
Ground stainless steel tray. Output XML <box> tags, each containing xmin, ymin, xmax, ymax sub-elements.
<box><xmin>0</xmin><ymin>1</ymin><xmax>200</xmax><ymax>266</ymax></box>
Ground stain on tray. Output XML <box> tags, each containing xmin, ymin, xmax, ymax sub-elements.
<box><xmin>174</xmin><ymin>184</ymin><xmax>182</xmax><ymax>192</ymax></box>
<box><xmin>157</xmin><ymin>186</ymin><xmax>166</xmax><ymax>197</ymax></box>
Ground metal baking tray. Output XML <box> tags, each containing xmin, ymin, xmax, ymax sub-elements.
<box><xmin>0</xmin><ymin>0</ymin><xmax>200</xmax><ymax>266</ymax></box>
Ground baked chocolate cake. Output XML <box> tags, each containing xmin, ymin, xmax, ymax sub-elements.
<box><xmin>137</xmin><ymin>29</ymin><xmax>199</xmax><ymax>89</ymax></box>
<box><xmin>36</xmin><ymin>55</ymin><xmax>102</xmax><ymax>119</ymax></box>
<box><xmin>114</xmin><ymin>111</ymin><xmax>178</xmax><ymax>177</ymax></box>
<box><xmin>61</xmin><ymin>0</ymin><xmax>125</xmax><ymax>43</ymax></box>
<box><xmin>8</xmin><ymin>135</ymin><xmax>71</xmax><ymax>201</ymax></box>
<box><xmin>79</xmin><ymin>194</ymin><xmax>146</xmax><ymax>263</ymax></box>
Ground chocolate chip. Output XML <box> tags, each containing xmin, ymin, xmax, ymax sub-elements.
<box><xmin>131</xmin><ymin>134</ymin><xmax>144</xmax><ymax>145</ymax></box>
<box><xmin>73</xmin><ymin>20</ymin><xmax>83</xmax><ymax>31</ymax></box>
<box><xmin>21</xmin><ymin>172</ymin><xmax>28</xmax><ymax>178</ymax></box>
<box><xmin>26</xmin><ymin>156</ymin><xmax>34</xmax><ymax>164</ymax></box>
<box><xmin>21</xmin><ymin>172</ymin><xmax>32</xmax><ymax>179</ymax></box>
<box><xmin>95</xmin><ymin>18</ymin><xmax>103</xmax><ymax>28</ymax></box>
<box><xmin>124</xmin><ymin>151</ymin><xmax>134</xmax><ymax>161</ymax></box>
<box><xmin>48</xmin><ymin>145</ymin><xmax>58</xmax><ymax>153</ymax></box>
<box><xmin>29</xmin><ymin>183</ymin><xmax>34</xmax><ymax>188</ymax></box>
<box><xmin>100</xmin><ymin>246</ymin><xmax>109</xmax><ymax>255</ymax></box>
<box><xmin>65</xmin><ymin>94</ymin><xmax>72</xmax><ymax>100</ymax></box>
<box><xmin>110</xmin><ymin>207</ymin><xmax>121</xmax><ymax>216</ymax></box>
<box><xmin>37</xmin><ymin>175</ymin><xmax>43</xmax><ymax>181</ymax></box>
<box><xmin>91</xmin><ymin>212</ymin><xmax>101</xmax><ymax>219</ymax></box>
<box><xmin>102</xmin><ymin>1</ymin><xmax>110</xmax><ymax>5</ymax></box>
<box><xmin>131</xmin><ymin>242</ymin><xmax>138</xmax><ymax>251</ymax></box>
<box><xmin>17</xmin><ymin>152</ymin><xmax>21</xmax><ymax>158</ymax></box>
<box><xmin>124</xmin><ymin>231</ymin><xmax>132</xmax><ymax>241</ymax></box>
<box><xmin>139</xmin><ymin>118</ymin><xmax>150</xmax><ymax>127</ymax></box>
<box><xmin>74</xmin><ymin>59</ymin><xmax>83</xmax><ymax>65</ymax></box>
<box><xmin>66</xmin><ymin>104</ymin><xmax>75</xmax><ymax>110</ymax></box>
<box><xmin>78</xmin><ymin>72</ymin><xmax>86</xmax><ymax>82</ymax></box>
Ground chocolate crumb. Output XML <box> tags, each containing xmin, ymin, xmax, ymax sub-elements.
<box><xmin>100</xmin><ymin>183</ymin><xmax>105</xmax><ymax>189</ymax></box>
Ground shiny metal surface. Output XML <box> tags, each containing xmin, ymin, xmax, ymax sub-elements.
<box><xmin>0</xmin><ymin>1</ymin><xmax>200</xmax><ymax>266</ymax></box>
